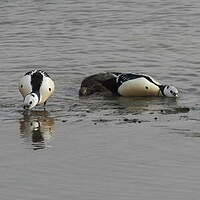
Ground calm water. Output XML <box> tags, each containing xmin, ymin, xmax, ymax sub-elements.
<box><xmin>1</xmin><ymin>0</ymin><xmax>200</xmax><ymax>199</ymax></box>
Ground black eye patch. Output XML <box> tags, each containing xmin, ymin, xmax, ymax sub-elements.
<box><xmin>170</xmin><ymin>90</ymin><xmax>177</xmax><ymax>96</ymax></box>
<box><xmin>31</xmin><ymin>94</ymin><xmax>35</xmax><ymax>97</ymax></box>
<box><xmin>29</xmin><ymin>101</ymin><xmax>32</xmax><ymax>105</ymax></box>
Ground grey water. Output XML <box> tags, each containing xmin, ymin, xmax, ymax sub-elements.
<box><xmin>1</xmin><ymin>0</ymin><xmax>200</xmax><ymax>199</ymax></box>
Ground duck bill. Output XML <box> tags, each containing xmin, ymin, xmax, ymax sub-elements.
<box><xmin>23</xmin><ymin>105</ymin><xmax>31</xmax><ymax>110</ymax></box>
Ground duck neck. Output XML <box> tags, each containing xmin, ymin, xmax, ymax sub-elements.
<box><xmin>32</xmin><ymin>91</ymin><xmax>40</xmax><ymax>103</ymax></box>
<box><xmin>159</xmin><ymin>85</ymin><xmax>166</xmax><ymax>96</ymax></box>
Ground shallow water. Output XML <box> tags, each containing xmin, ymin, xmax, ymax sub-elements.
<box><xmin>1</xmin><ymin>0</ymin><xmax>200</xmax><ymax>199</ymax></box>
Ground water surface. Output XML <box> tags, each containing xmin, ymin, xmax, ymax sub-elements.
<box><xmin>0</xmin><ymin>0</ymin><xmax>200</xmax><ymax>199</ymax></box>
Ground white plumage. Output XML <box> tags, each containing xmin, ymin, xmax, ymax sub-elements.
<box><xmin>18</xmin><ymin>69</ymin><xmax>55</xmax><ymax>109</ymax></box>
<box><xmin>117</xmin><ymin>77</ymin><xmax>160</xmax><ymax>96</ymax></box>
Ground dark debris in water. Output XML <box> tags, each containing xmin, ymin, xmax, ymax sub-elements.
<box><xmin>160</xmin><ymin>107</ymin><xmax>190</xmax><ymax>114</ymax></box>
<box><xmin>92</xmin><ymin>117</ymin><xmax>149</xmax><ymax>125</ymax></box>
<box><xmin>92</xmin><ymin>118</ymin><xmax>113</xmax><ymax>123</ymax></box>
<box><xmin>119</xmin><ymin>117</ymin><xmax>150</xmax><ymax>124</ymax></box>
<box><xmin>123</xmin><ymin>118</ymin><xmax>142</xmax><ymax>123</ymax></box>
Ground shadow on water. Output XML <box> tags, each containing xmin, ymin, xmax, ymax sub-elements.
<box><xmin>19</xmin><ymin>110</ymin><xmax>55</xmax><ymax>150</ymax></box>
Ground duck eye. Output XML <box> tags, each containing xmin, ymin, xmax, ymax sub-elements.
<box><xmin>29</xmin><ymin>101</ymin><xmax>32</xmax><ymax>105</ymax></box>
<box><xmin>170</xmin><ymin>90</ymin><xmax>177</xmax><ymax>96</ymax></box>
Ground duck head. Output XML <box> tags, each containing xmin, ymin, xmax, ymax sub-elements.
<box><xmin>163</xmin><ymin>85</ymin><xmax>179</xmax><ymax>97</ymax></box>
<box><xmin>23</xmin><ymin>93</ymin><xmax>39</xmax><ymax>110</ymax></box>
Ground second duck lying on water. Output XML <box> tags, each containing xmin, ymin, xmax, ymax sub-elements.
<box><xmin>79</xmin><ymin>72</ymin><xmax>178</xmax><ymax>97</ymax></box>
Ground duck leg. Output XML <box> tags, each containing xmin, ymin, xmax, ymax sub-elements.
<box><xmin>43</xmin><ymin>101</ymin><xmax>47</xmax><ymax>110</ymax></box>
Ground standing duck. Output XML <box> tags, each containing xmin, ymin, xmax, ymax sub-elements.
<box><xmin>18</xmin><ymin>69</ymin><xmax>55</xmax><ymax>109</ymax></box>
<box><xmin>79</xmin><ymin>72</ymin><xmax>178</xmax><ymax>97</ymax></box>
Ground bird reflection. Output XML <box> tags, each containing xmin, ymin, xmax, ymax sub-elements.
<box><xmin>116</xmin><ymin>96</ymin><xmax>179</xmax><ymax>113</ymax></box>
<box><xmin>93</xmin><ymin>96</ymin><xmax>178</xmax><ymax>115</ymax></box>
<box><xmin>19</xmin><ymin>110</ymin><xmax>55</xmax><ymax>150</ymax></box>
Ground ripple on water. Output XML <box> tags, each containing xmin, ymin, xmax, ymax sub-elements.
<box><xmin>1</xmin><ymin>1</ymin><xmax>200</xmax><ymax>199</ymax></box>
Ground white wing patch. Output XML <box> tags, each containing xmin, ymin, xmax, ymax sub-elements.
<box><xmin>39</xmin><ymin>76</ymin><xmax>55</xmax><ymax>104</ymax></box>
<box><xmin>18</xmin><ymin>75</ymin><xmax>32</xmax><ymax>98</ymax></box>
<box><xmin>118</xmin><ymin>78</ymin><xmax>160</xmax><ymax>97</ymax></box>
